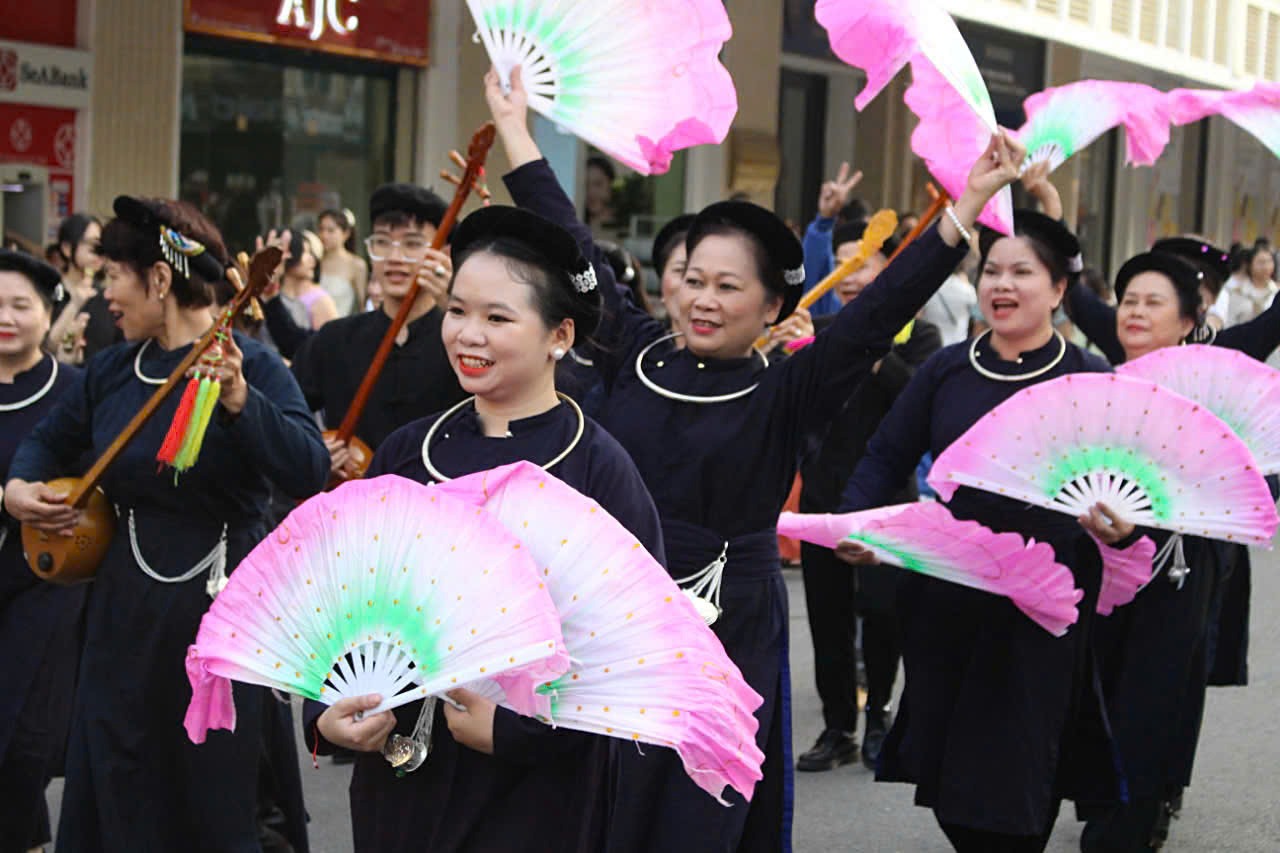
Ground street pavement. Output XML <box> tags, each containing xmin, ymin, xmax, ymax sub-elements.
<box><xmin>49</xmin><ymin>548</ymin><xmax>1280</xmax><ymax>851</ymax></box>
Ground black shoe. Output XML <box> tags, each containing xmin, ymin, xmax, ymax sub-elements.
<box><xmin>796</xmin><ymin>728</ymin><xmax>858</xmax><ymax>772</ymax></box>
<box><xmin>861</xmin><ymin>710</ymin><xmax>891</xmax><ymax>770</ymax></box>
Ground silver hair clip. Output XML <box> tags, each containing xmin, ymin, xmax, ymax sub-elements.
<box><xmin>783</xmin><ymin>266</ymin><xmax>805</xmax><ymax>286</ymax></box>
<box><xmin>159</xmin><ymin>226</ymin><xmax>208</xmax><ymax>279</ymax></box>
<box><xmin>1068</xmin><ymin>254</ymin><xmax>1084</xmax><ymax>274</ymax></box>
<box><xmin>54</xmin><ymin>281</ymin><xmax>66</xmax><ymax>302</ymax></box>
<box><xmin>571</xmin><ymin>265</ymin><xmax>598</xmax><ymax>294</ymax></box>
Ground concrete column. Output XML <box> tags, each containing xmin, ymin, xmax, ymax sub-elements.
<box><xmin>87</xmin><ymin>0</ymin><xmax>182</xmax><ymax>213</ymax></box>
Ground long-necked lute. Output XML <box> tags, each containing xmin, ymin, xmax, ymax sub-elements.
<box><xmin>324</xmin><ymin>122</ymin><xmax>496</xmax><ymax>486</ymax></box>
<box><xmin>23</xmin><ymin>247</ymin><xmax>283</xmax><ymax>584</ymax></box>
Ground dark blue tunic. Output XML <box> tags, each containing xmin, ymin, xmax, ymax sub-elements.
<box><xmin>503</xmin><ymin>158</ymin><xmax>968</xmax><ymax>852</ymax></box>
<box><xmin>9</xmin><ymin>333</ymin><xmax>328</xmax><ymax>852</ymax></box>
<box><xmin>838</xmin><ymin>337</ymin><xmax>1115</xmax><ymax>836</ymax></box>
<box><xmin>1065</xmin><ymin>281</ymin><xmax>1280</xmax><ymax>836</ymax></box>
<box><xmin>0</xmin><ymin>353</ymin><xmax>83</xmax><ymax>851</ymax></box>
<box><xmin>1068</xmin><ymin>280</ymin><xmax>1280</xmax><ymax>687</ymax></box>
<box><xmin>303</xmin><ymin>400</ymin><xmax>664</xmax><ymax>853</ymax></box>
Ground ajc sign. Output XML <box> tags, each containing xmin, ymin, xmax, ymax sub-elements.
<box><xmin>185</xmin><ymin>0</ymin><xmax>431</xmax><ymax>66</ymax></box>
<box><xmin>0</xmin><ymin>40</ymin><xmax>91</xmax><ymax>110</ymax></box>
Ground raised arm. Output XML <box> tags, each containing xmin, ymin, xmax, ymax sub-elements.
<box><xmin>775</xmin><ymin>131</ymin><xmax>1025</xmax><ymax>433</ymax></box>
<box><xmin>1216</xmin><ymin>290</ymin><xmax>1280</xmax><ymax>360</ymax></box>
<box><xmin>1064</xmin><ymin>279</ymin><xmax>1124</xmax><ymax>365</ymax></box>
<box><xmin>486</xmin><ymin>66</ymin><xmax>663</xmax><ymax>386</ymax></box>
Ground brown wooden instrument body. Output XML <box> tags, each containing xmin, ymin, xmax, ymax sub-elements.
<box><xmin>327</xmin><ymin>123</ymin><xmax>495</xmax><ymax>487</ymax></box>
<box><xmin>22</xmin><ymin>248</ymin><xmax>283</xmax><ymax>584</ymax></box>
<box><xmin>21</xmin><ymin>478</ymin><xmax>115</xmax><ymax>584</ymax></box>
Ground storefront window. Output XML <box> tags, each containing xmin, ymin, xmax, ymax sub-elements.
<box><xmin>1076</xmin><ymin>129</ymin><xmax>1116</xmax><ymax>277</ymax></box>
<box><xmin>583</xmin><ymin>146</ymin><xmax>688</xmax><ymax>245</ymax></box>
<box><xmin>180</xmin><ymin>42</ymin><xmax>394</xmax><ymax>254</ymax></box>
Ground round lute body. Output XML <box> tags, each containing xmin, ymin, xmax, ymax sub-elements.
<box><xmin>326</xmin><ymin>123</ymin><xmax>496</xmax><ymax>487</ymax></box>
<box><xmin>23</xmin><ymin>248</ymin><xmax>283</xmax><ymax>584</ymax></box>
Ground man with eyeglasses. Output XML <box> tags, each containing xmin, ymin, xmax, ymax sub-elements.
<box><xmin>290</xmin><ymin>183</ymin><xmax>465</xmax><ymax>480</ymax></box>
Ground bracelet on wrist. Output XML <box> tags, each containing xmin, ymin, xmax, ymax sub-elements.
<box><xmin>945</xmin><ymin>205</ymin><xmax>974</xmax><ymax>246</ymax></box>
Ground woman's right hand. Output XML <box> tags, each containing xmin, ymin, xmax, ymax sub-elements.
<box><xmin>941</xmin><ymin>130</ymin><xmax>1026</xmax><ymax>248</ymax></box>
<box><xmin>834</xmin><ymin>539</ymin><xmax>878</xmax><ymax>566</ymax></box>
<box><xmin>484</xmin><ymin>65</ymin><xmax>542</xmax><ymax>170</ymax></box>
<box><xmin>316</xmin><ymin>694</ymin><xmax>397</xmax><ymax>753</ymax></box>
<box><xmin>3</xmin><ymin>480</ymin><xmax>82</xmax><ymax>535</ymax></box>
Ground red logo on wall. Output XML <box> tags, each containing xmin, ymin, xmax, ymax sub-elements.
<box><xmin>0</xmin><ymin>49</ymin><xmax>18</xmax><ymax>92</ymax></box>
<box><xmin>185</xmin><ymin>0</ymin><xmax>431</xmax><ymax>66</ymax></box>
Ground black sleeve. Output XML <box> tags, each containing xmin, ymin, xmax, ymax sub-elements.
<box><xmin>1216</xmin><ymin>296</ymin><xmax>1280</xmax><ymax>361</ymax></box>
<box><xmin>264</xmin><ymin>298</ymin><xmax>313</xmax><ymax>360</ymax></box>
<box><xmin>870</xmin><ymin>320</ymin><xmax>943</xmax><ymax>396</ymax></box>
<box><xmin>1064</xmin><ymin>279</ymin><xmax>1124</xmax><ymax>365</ymax></box>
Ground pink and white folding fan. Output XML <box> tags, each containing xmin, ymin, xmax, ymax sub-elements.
<box><xmin>466</xmin><ymin>0</ymin><xmax>737</xmax><ymax>174</ymax></box>
<box><xmin>816</xmin><ymin>0</ymin><xmax>1013</xmax><ymax>233</ymax></box>
<box><xmin>183</xmin><ymin>476</ymin><xmax>569</xmax><ymax>744</ymax></box>
<box><xmin>434</xmin><ymin>461</ymin><xmax>763</xmax><ymax>804</ymax></box>
<box><xmin>1118</xmin><ymin>345</ymin><xmax>1280</xmax><ymax>475</ymax></box>
<box><xmin>1017</xmin><ymin>80</ymin><xmax>1172</xmax><ymax>172</ymax></box>
<box><xmin>928</xmin><ymin>373</ymin><xmax>1279</xmax><ymax>545</ymax></box>
<box><xmin>778</xmin><ymin>502</ymin><xmax>1081</xmax><ymax>636</ymax></box>
<box><xmin>1167</xmin><ymin>82</ymin><xmax>1280</xmax><ymax>159</ymax></box>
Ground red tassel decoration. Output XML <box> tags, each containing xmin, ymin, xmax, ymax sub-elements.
<box><xmin>157</xmin><ymin>375</ymin><xmax>201</xmax><ymax>467</ymax></box>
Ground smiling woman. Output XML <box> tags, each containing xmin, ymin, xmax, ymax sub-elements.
<box><xmin>302</xmin><ymin>204</ymin><xmax>665</xmax><ymax>853</ymax></box>
<box><xmin>3</xmin><ymin>197</ymin><xmax>329</xmax><ymax>851</ymax></box>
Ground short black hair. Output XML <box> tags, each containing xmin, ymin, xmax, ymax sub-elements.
<box><xmin>1114</xmin><ymin>252</ymin><xmax>1203</xmax><ymax>321</ymax></box>
<box><xmin>102</xmin><ymin>197</ymin><xmax>229</xmax><ymax>309</ymax></box>
<box><xmin>450</xmin><ymin>206</ymin><xmax>602</xmax><ymax>340</ymax></box>
<box><xmin>0</xmin><ymin>248</ymin><xmax>62</xmax><ymax>309</ymax></box>
<box><xmin>979</xmin><ymin>210</ymin><xmax>1081</xmax><ymax>286</ymax></box>
<box><xmin>368</xmin><ymin>184</ymin><xmax>447</xmax><ymax>233</ymax></box>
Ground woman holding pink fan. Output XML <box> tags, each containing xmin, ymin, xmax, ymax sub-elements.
<box><xmin>304</xmin><ymin>205</ymin><xmax>665</xmax><ymax>853</ymax></box>
<box><xmin>485</xmin><ymin>65</ymin><xmax>1023</xmax><ymax>851</ymax></box>
<box><xmin>1041</xmin><ymin>177</ymin><xmax>1280</xmax><ymax>849</ymax></box>
<box><xmin>835</xmin><ymin>210</ymin><xmax>1134</xmax><ymax>852</ymax></box>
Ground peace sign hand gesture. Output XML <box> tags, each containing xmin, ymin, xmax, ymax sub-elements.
<box><xmin>817</xmin><ymin>162</ymin><xmax>864</xmax><ymax>219</ymax></box>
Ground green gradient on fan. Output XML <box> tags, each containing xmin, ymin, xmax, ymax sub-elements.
<box><xmin>843</xmin><ymin>533</ymin><xmax>929</xmax><ymax>575</ymax></box>
<box><xmin>1041</xmin><ymin>446</ymin><xmax>1173</xmax><ymax>519</ymax></box>
<box><xmin>1023</xmin><ymin>123</ymin><xmax>1077</xmax><ymax>162</ymax></box>
<box><xmin>286</xmin><ymin>580</ymin><xmax>445</xmax><ymax>701</ymax></box>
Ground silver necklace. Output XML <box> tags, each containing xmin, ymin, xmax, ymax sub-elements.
<box><xmin>133</xmin><ymin>340</ymin><xmax>167</xmax><ymax>386</ymax></box>
<box><xmin>420</xmin><ymin>392</ymin><xmax>586</xmax><ymax>482</ymax></box>
<box><xmin>634</xmin><ymin>333</ymin><xmax>768</xmax><ymax>404</ymax></box>
<box><xmin>968</xmin><ymin>329</ymin><xmax>1066</xmax><ymax>383</ymax></box>
<box><xmin>0</xmin><ymin>356</ymin><xmax>58</xmax><ymax>412</ymax></box>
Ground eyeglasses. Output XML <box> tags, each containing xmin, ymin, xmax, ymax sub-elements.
<box><xmin>365</xmin><ymin>235</ymin><xmax>431</xmax><ymax>261</ymax></box>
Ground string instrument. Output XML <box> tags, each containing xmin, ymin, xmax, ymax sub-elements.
<box><xmin>23</xmin><ymin>247</ymin><xmax>283</xmax><ymax>584</ymax></box>
<box><xmin>769</xmin><ymin>185</ymin><xmax>952</xmax><ymax>354</ymax></box>
<box><xmin>323</xmin><ymin>122</ymin><xmax>496</xmax><ymax>486</ymax></box>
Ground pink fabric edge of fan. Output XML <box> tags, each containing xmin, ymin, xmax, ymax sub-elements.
<box><xmin>1089</xmin><ymin>532</ymin><xmax>1157</xmax><ymax>616</ymax></box>
<box><xmin>184</xmin><ymin>648</ymin><xmax>237</xmax><ymax>744</ymax></box>
<box><xmin>777</xmin><ymin>509</ymin><xmax>1081</xmax><ymax>636</ymax></box>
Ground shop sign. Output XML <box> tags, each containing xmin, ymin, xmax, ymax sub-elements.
<box><xmin>0</xmin><ymin>40</ymin><xmax>91</xmax><ymax>110</ymax></box>
<box><xmin>185</xmin><ymin>0</ymin><xmax>432</xmax><ymax>66</ymax></box>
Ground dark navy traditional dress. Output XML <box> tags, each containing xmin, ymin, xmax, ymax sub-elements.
<box><xmin>303</xmin><ymin>400</ymin><xmax>664</xmax><ymax>853</ymax></box>
<box><xmin>0</xmin><ymin>353</ymin><xmax>83</xmax><ymax>852</ymax></box>
<box><xmin>1066</xmin><ymin>281</ymin><xmax>1280</xmax><ymax>847</ymax></box>
<box><xmin>504</xmin><ymin>158</ymin><xmax>968</xmax><ymax>852</ymax></box>
<box><xmin>1068</xmin><ymin>280</ymin><xmax>1280</xmax><ymax>686</ymax></box>
<box><xmin>9</xmin><ymin>333</ymin><xmax>328</xmax><ymax>852</ymax></box>
<box><xmin>839</xmin><ymin>337</ymin><xmax>1115</xmax><ymax>840</ymax></box>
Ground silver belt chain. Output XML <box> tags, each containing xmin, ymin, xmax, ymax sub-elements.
<box><xmin>124</xmin><ymin>507</ymin><xmax>229</xmax><ymax>599</ymax></box>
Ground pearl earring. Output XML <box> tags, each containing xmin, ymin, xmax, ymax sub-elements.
<box><xmin>552</xmin><ymin>348</ymin><xmax>566</xmax><ymax>361</ymax></box>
